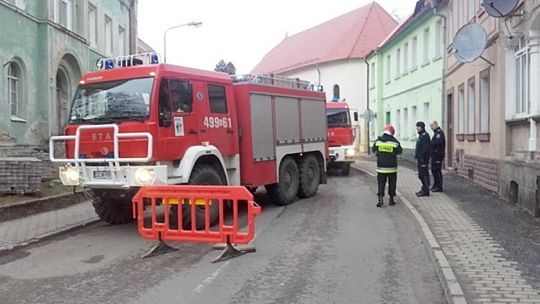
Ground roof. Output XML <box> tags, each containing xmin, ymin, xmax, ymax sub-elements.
<box><xmin>137</xmin><ymin>38</ymin><xmax>156</xmax><ymax>53</ymax></box>
<box><xmin>251</xmin><ymin>2</ymin><xmax>398</xmax><ymax>74</ymax></box>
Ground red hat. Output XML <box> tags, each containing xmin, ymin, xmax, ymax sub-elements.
<box><xmin>384</xmin><ymin>125</ymin><xmax>395</xmax><ymax>135</ymax></box>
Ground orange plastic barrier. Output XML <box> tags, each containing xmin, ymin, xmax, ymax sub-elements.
<box><xmin>132</xmin><ymin>185</ymin><xmax>261</xmax><ymax>245</ymax></box>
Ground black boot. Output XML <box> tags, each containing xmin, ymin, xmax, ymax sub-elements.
<box><xmin>416</xmin><ymin>190</ymin><xmax>430</xmax><ymax>197</ymax></box>
<box><xmin>389</xmin><ymin>196</ymin><xmax>396</xmax><ymax>206</ymax></box>
<box><xmin>376</xmin><ymin>196</ymin><xmax>383</xmax><ymax>208</ymax></box>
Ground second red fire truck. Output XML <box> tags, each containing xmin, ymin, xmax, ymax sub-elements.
<box><xmin>326</xmin><ymin>102</ymin><xmax>357</xmax><ymax>175</ymax></box>
<box><xmin>50</xmin><ymin>53</ymin><xmax>328</xmax><ymax>226</ymax></box>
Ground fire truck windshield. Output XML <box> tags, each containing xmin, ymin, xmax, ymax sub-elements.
<box><xmin>326</xmin><ymin>108</ymin><xmax>351</xmax><ymax>128</ymax></box>
<box><xmin>69</xmin><ymin>77</ymin><xmax>154</xmax><ymax>124</ymax></box>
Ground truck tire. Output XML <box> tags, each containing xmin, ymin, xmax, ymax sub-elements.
<box><xmin>92</xmin><ymin>192</ymin><xmax>133</xmax><ymax>225</ymax></box>
<box><xmin>341</xmin><ymin>162</ymin><xmax>351</xmax><ymax>176</ymax></box>
<box><xmin>267</xmin><ymin>157</ymin><xmax>299</xmax><ymax>205</ymax></box>
<box><xmin>298</xmin><ymin>155</ymin><xmax>321</xmax><ymax>198</ymax></box>
<box><xmin>184</xmin><ymin>164</ymin><xmax>226</xmax><ymax>229</ymax></box>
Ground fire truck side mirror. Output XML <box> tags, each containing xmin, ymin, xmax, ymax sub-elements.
<box><xmin>353</xmin><ymin>112</ymin><xmax>359</xmax><ymax>122</ymax></box>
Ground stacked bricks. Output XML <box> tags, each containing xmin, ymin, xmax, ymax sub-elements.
<box><xmin>0</xmin><ymin>157</ymin><xmax>42</xmax><ymax>194</ymax></box>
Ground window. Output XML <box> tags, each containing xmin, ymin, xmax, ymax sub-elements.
<box><xmin>396</xmin><ymin>48</ymin><xmax>401</xmax><ymax>76</ymax></box>
<box><xmin>467</xmin><ymin>77</ymin><xmax>476</xmax><ymax>133</ymax></box>
<box><xmin>423</xmin><ymin>102</ymin><xmax>430</xmax><ymax>122</ymax></box>
<box><xmin>386</xmin><ymin>55</ymin><xmax>391</xmax><ymax>82</ymax></box>
<box><xmin>118</xmin><ymin>26</ymin><xmax>126</xmax><ymax>55</ymax></box>
<box><xmin>208</xmin><ymin>85</ymin><xmax>228</xmax><ymax>114</ymax></box>
<box><xmin>171</xmin><ymin>80</ymin><xmax>192</xmax><ymax>113</ymax></box>
<box><xmin>55</xmin><ymin>0</ymin><xmax>72</xmax><ymax>30</ymax></box>
<box><xmin>88</xmin><ymin>4</ymin><xmax>97</xmax><ymax>47</ymax></box>
<box><xmin>458</xmin><ymin>0</ymin><xmax>465</xmax><ymax>28</ymax></box>
<box><xmin>403</xmin><ymin>107</ymin><xmax>409</xmax><ymax>137</ymax></box>
<box><xmin>458</xmin><ymin>85</ymin><xmax>465</xmax><ymax>133</ymax></box>
<box><xmin>435</xmin><ymin>20</ymin><xmax>442</xmax><ymax>57</ymax></box>
<box><xmin>404</xmin><ymin>43</ymin><xmax>409</xmax><ymax>72</ymax></box>
<box><xmin>423</xmin><ymin>27</ymin><xmax>430</xmax><ymax>63</ymax></box>
<box><xmin>158</xmin><ymin>79</ymin><xmax>172</xmax><ymax>126</ymax></box>
<box><xmin>411</xmin><ymin>106</ymin><xmax>417</xmax><ymax>137</ymax></box>
<box><xmin>333</xmin><ymin>84</ymin><xmax>340</xmax><ymax>101</ymax></box>
<box><xmin>479</xmin><ymin>69</ymin><xmax>490</xmax><ymax>133</ymax></box>
<box><xmin>412</xmin><ymin>36</ymin><xmax>418</xmax><ymax>68</ymax></box>
<box><xmin>448</xmin><ymin>8</ymin><xmax>454</xmax><ymax>41</ymax></box>
<box><xmin>468</xmin><ymin>0</ymin><xmax>476</xmax><ymax>21</ymax></box>
<box><xmin>370</xmin><ymin>62</ymin><xmax>375</xmax><ymax>87</ymax></box>
<box><xmin>515</xmin><ymin>38</ymin><xmax>530</xmax><ymax>114</ymax></box>
<box><xmin>385</xmin><ymin>111</ymin><xmax>391</xmax><ymax>124</ymax></box>
<box><xmin>396</xmin><ymin>109</ymin><xmax>401</xmax><ymax>137</ymax></box>
<box><xmin>105</xmin><ymin>15</ymin><xmax>113</xmax><ymax>55</ymax></box>
<box><xmin>7</xmin><ymin>62</ymin><xmax>22</xmax><ymax>117</ymax></box>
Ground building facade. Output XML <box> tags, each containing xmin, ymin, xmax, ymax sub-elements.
<box><xmin>0</xmin><ymin>0</ymin><xmax>137</xmax><ymax>146</ymax></box>
<box><xmin>252</xmin><ymin>2</ymin><xmax>397</xmax><ymax>153</ymax></box>
<box><xmin>367</xmin><ymin>2</ymin><xmax>445</xmax><ymax>159</ymax></box>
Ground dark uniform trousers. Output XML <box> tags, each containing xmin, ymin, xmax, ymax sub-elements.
<box><xmin>417</xmin><ymin>160</ymin><xmax>430</xmax><ymax>192</ymax></box>
<box><xmin>431</xmin><ymin>157</ymin><xmax>443</xmax><ymax>189</ymax></box>
<box><xmin>377</xmin><ymin>173</ymin><xmax>397</xmax><ymax>197</ymax></box>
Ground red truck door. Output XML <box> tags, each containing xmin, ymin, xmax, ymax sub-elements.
<box><xmin>199</xmin><ymin>83</ymin><xmax>237</xmax><ymax>156</ymax></box>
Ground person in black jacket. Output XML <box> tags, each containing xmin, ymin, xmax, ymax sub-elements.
<box><xmin>372</xmin><ymin>125</ymin><xmax>403</xmax><ymax>208</ymax></box>
<box><xmin>415</xmin><ymin>121</ymin><xmax>431</xmax><ymax>197</ymax></box>
<box><xmin>430</xmin><ymin>121</ymin><xmax>446</xmax><ymax>192</ymax></box>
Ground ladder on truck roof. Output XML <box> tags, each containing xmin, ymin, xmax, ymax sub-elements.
<box><xmin>232</xmin><ymin>74</ymin><xmax>323</xmax><ymax>92</ymax></box>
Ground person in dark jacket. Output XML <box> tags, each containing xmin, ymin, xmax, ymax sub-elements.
<box><xmin>415</xmin><ymin>121</ymin><xmax>431</xmax><ymax>197</ymax></box>
<box><xmin>430</xmin><ymin>121</ymin><xmax>446</xmax><ymax>192</ymax></box>
<box><xmin>372</xmin><ymin>125</ymin><xmax>403</xmax><ymax>208</ymax></box>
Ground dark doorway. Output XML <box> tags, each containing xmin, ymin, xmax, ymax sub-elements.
<box><xmin>446</xmin><ymin>93</ymin><xmax>454</xmax><ymax>168</ymax></box>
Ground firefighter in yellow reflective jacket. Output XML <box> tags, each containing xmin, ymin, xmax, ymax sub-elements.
<box><xmin>372</xmin><ymin>125</ymin><xmax>403</xmax><ymax>208</ymax></box>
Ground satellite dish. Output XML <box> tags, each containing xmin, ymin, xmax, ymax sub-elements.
<box><xmin>481</xmin><ymin>0</ymin><xmax>519</xmax><ymax>18</ymax></box>
<box><xmin>453</xmin><ymin>24</ymin><xmax>488</xmax><ymax>63</ymax></box>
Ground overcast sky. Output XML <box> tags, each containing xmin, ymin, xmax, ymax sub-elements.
<box><xmin>138</xmin><ymin>0</ymin><xmax>418</xmax><ymax>74</ymax></box>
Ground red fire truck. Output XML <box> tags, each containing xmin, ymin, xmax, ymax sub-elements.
<box><xmin>50</xmin><ymin>53</ymin><xmax>328</xmax><ymax>226</ymax></box>
<box><xmin>326</xmin><ymin>102</ymin><xmax>356</xmax><ymax>175</ymax></box>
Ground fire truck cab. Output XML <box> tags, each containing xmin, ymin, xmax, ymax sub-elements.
<box><xmin>50</xmin><ymin>53</ymin><xmax>328</xmax><ymax>225</ymax></box>
<box><xmin>326</xmin><ymin>102</ymin><xmax>356</xmax><ymax>175</ymax></box>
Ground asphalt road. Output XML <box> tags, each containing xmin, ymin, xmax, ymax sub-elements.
<box><xmin>0</xmin><ymin>171</ymin><xmax>445</xmax><ymax>304</ymax></box>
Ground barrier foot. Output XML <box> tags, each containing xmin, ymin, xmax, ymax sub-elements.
<box><xmin>142</xmin><ymin>235</ymin><xmax>178</xmax><ymax>258</ymax></box>
<box><xmin>212</xmin><ymin>236</ymin><xmax>255</xmax><ymax>263</ymax></box>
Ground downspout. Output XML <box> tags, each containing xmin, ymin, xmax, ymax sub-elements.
<box><xmin>365</xmin><ymin>57</ymin><xmax>371</xmax><ymax>155</ymax></box>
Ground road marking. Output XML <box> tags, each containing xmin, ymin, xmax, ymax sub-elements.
<box><xmin>194</xmin><ymin>261</ymin><xmax>230</xmax><ymax>293</ymax></box>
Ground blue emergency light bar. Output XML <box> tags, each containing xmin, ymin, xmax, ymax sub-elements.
<box><xmin>96</xmin><ymin>52</ymin><xmax>160</xmax><ymax>70</ymax></box>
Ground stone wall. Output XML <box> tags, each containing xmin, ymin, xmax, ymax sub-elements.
<box><xmin>500</xmin><ymin>159</ymin><xmax>540</xmax><ymax>217</ymax></box>
<box><xmin>455</xmin><ymin>151</ymin><xmax>499</xmax><ymax>193</ymax></box>
<box><xmin>0</xmin><ymin>157</ymin><xmax>41</xmax><ymax>194</ymax></box>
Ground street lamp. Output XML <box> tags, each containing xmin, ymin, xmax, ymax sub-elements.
<box><xmin>163</xmin><ymin>21</ymin><xmax>203</xmax><ymax>63</ymax></box>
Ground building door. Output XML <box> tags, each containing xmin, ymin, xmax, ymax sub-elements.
<box><xmin>446</xmin><ymin>93</ymin><xmax>454</xmax><ymax>168</ymax></box>
<box><xmin>56</xmin><ymin>67</ymin><xmax>70</xmax><ymax>134</ymax></box>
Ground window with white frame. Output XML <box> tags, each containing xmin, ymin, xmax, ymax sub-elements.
<box><xmin>448</xmin><ymin>8</ymin><xmax>454</xmax><ymax>41</ymax></box>
<box><xmin>396</xmin><ymin>109</ymin><xmax>401</xmax><ymax>137</ymax></box>
<box><xmin>467</xmin><ymin>0</ymin><xmax>476</xmax><ymax>21</ymax></box>
<box><xmin>396</xmin><ymin>48</ymin><xmax>401</xmax><ymax>76</ymax></box>
<box><xmin>403</xmin><ymin>107</ymin><xmax>409</xmax><ymax>137</ymax></box>
<box><xmin>458</xmin><ymin>0</ymin><xmax>465</xmax><ymax>28</ymax></box>
<box><xmin>423</xmin><ymin>27</ymin><xmax>430</xmax><ymax>63</ymax></box>
<box><xmin>370</xmin><ymin>62</ymin><xmax>375</xmax><ymax>87</ymax></box>
<box><xmin>386</xmin><ymin>55</ymin><xmax>391</xmax><ymax>83</ymax></box>
<box><xmin>411</xmin><ymin>105</ymin><xmax>417</xmax><ymax>137</ymax></box>
<box><xmin>7</xmin><ymin>62</ymin><xmax>22</xmax><ymax>117</ymax></box>
<box><xmin>88</xmin><ymin>4</ymin><xmax>97</xmax><ymax>47</ymax></box>
<box><xmin>404</xmin><ymin>42</ymin><xmax>409</xmax><ymax>72</ymax></box>
<box><xmin>467</xmin><ymin>77</ymin><xmax>476</xmax><ymax>134</ymax></box>
<box><xmin>105</xmin><ymin>15</ymin><xmax>113</xmax><ymax>55</ymax></box>
<box><xmin>458</xmin><ymin>84</ymin><xmax>465</xmax><ymax>134</ymax></box>
<box><xmin>435</xmin><ymin>19</ymin><xmax>442</xmax><ymax>57</ymax></box>
<box><xmin>480</xmin><ymin>69</ymin><xmax>490</xmax><ymax>133</ymax></box>
<box><xmin>515</xmin><ymin>37</ymin><xmax>530</xmax><ymax>114</ymax></box>
<box><xmin>55</xmin><ymin>0</ymin><xmax>72</xmax><ymax>30</ymax></box>
<box><xmin>412</xmin><ymin>36</ymin><xmax>418</xmax><ymax>68</ymax></box>
<box><xmin>423</xmin><ymin>102</ymin><xmax>430</xmax><ymax>122</ymax></box>
<box><xmin>118</xmin><ymin>26</ymin><xmax>126</xmax><ymax>55</ymax></box>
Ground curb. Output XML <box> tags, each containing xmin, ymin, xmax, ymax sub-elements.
<box><xmin>352</xmin><ymin>164</ymin><xmax>468</xmax><ymax>304</ymax></box>
<box><xmin>0</xmin><ymin>191</ymin><xmax>87</xmax><ymax>222</ymax></box>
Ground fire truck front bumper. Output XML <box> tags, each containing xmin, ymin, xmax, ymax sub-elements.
<box><xmin>59</xmin><ymin>165</ymin><xmax>168</xmax><ymax>188</ymax></box>
<box><xmin>329</xmin><ymin>145</ymin><xmax>357</xmax><ymax>163</ymax></box>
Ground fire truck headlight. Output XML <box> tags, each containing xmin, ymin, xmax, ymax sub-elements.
<box><xmin>60</xmin><ymin>167</ymin><xmax>80</xmax><ymax>185</ymax></box>
<box><xmin>345</xmin><ymin>148</ymin><xmax>356</xmax><ymax>157</ymax></box>
<box><xmin>135</xmin><ymin>168</ymin><xmax>155</xmax><ymax>185</ymax></box>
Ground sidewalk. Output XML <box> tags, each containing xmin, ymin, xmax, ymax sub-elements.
<box><xmin>354</xmin><ymin>159</ymin><xmax>540</xmax><ymax>304</ymax></box>
<box><xmin>0</xmin><ymin>201</ymin><xmax>98</xmax><ymax>252</ymax></box>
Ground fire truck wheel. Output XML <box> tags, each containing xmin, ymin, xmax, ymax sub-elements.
<box><xmin>92</xmin><ymin>194</ymin><xmax>133</xmax><ymax>225</ymax></box>
<box><xmin>341</xmin><ymin>162</ymin><xmax>351</xmax><ymax>176</ymax></box>
<box><xmin>267</xmin><ymin>157</ymin><xmax>299</xmax><ymax>205</ymax></box>
<box><xmin>298</xmin><ymin>155</ymin><xmax>321</xmax><ymax>198</ymax></box>
<box><xmin>184</xmin><ymin>164</ymin><xmax>225</xmax><ymax>229</ymax></box>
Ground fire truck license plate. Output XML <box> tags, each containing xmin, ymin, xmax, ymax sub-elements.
<box><xmin>93</xmin><ymin>171</ymin><xmax>112</xmax><ymax>179</ymax></box>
